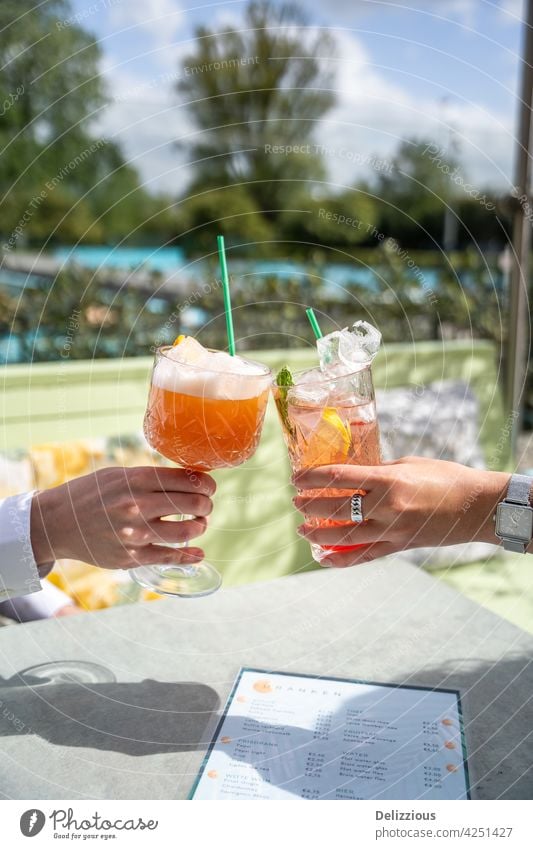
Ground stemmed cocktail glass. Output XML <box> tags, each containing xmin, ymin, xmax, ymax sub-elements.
<box><xmin>132</xmin><ymin>345</ymin><xmax>271</xmax><ymax>597</ymax></box>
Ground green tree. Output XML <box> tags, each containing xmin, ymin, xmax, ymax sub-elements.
<box><xmin>176</xmin><ymin>0</ymin><xmax>337</xmax><ymax>233</ymax></box>
<box><xmin>367</xmin><ymin>139</ymin><xmax>460</xmax><ymax>248</ymax></box>
<box><xmin>0</xmin><ymin>1</ymin><xmax>105</xmax><ymax>235</ymax></box>
<box><xmin>0</xmin><ymin>1</ymin><xmax>175</xmax><ymax>248</ymax></box>
<box><xmin>368</xmin><ymin>138</ymin><xmax>506</xmax><ymax>251</ymax></box>
<box><xmin>280</xmin><ymin>191</ymin><xmax>377</xmax><ymax>250</ymax></box>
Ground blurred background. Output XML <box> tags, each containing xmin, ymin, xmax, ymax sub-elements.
<box><xmin>0</xmin><ymin>1</ymin><xmax>526</xmax><ymax>374</ymax></box>
<box><xmin>1</xmin><ymin>0</ymin><xmax>533</xmax><ymax>623</ymax></box>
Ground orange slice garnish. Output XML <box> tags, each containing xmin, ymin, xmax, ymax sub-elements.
<box><xmin>300</xmin><ymin>407</ymin><xmax>352</xmax><ymax>467</ymax></box>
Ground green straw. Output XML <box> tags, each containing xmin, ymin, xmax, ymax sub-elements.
<box><xmin>306</xmin><ymin>307</ymin><xmax>323</xmax><ymax>340</ymax></box>
<box><xmin>217</xmin><ymin>235</ymin><xmax>236</xmax><ymax>356</ymax></box>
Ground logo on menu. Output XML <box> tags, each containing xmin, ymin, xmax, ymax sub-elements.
<box><xmin>20</xmin><ymin>809</ymin><xmax>46</xmax><ymax>837</ymax></box>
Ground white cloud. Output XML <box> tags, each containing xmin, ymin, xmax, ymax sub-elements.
<box><xmin>315</xmin><ymin>29</ymin><xmax>515</xmax><ymax>191</ymax></box>
<box><xmin>95</xmin><ymin>8</ymin><xmax>516</xmax><ymax>194</ymax></box>
<box><xmin>313</xmin><ymin>0</ymin><xmax>480</xmax><ymax>26</ymax></box>
<box><xmin>108</xmin><ymin>0</ymin><xmax>184</xmax><ymax>71</ymax></box>
<box><xmin>498</xmin><ymin>0</ymin><xmax>524</xmax><ymax>24</ymax></box>
<box><xmin>96</xmin><ymin>45</ymin><xmax>194</xmax><ymax>193</ymax></box>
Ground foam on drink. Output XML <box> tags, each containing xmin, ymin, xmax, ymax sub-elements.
<box><xmin>153</xmin><ymin>337</ymin><xmax>269</xmax><ymax>400</ymax></box>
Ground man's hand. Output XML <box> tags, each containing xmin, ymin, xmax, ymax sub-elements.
<box><xmin>30</xmin><ymin>466</ymin><xmax>215</xmax><ymax>571</ymax></box>
<box><xmin>293</xmin><ymin>457</ymin><xmax>510</xmax><ymax>568</ymax></box>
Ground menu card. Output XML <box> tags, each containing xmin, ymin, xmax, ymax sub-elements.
<box><xmin>190</xmin><ymin>668</ymin><xmax>470</xmax><ymax>800</ymax></box>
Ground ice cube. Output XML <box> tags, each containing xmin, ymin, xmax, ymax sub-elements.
<box><xmin>317</xmin><ymin>321</ymin><xmax>381</xmax><ymax>374</ymax></box>
<box><xmin>351</xmin><ymin>320</ymin><xmax>381</xmax><ymax>359</ymax></box>
<box><xmin>291</xmin><ymin>367</ymin><xmax>331</xmax><ymax>405</ymax></box>
<box><xmin>166</xmin><ymin>336</ymin><xmax>208</xmax><ymax>366</ymax></box>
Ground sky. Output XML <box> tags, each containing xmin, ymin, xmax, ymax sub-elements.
<box><xmin>67</xmin><ymin>0</ymin><xmax>525</xmax><ymax>195</ymax></box>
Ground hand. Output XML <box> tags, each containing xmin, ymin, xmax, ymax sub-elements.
<box><xmin>30</xmin><ymin>466</ymin><xmax>216</xmax><ymax>571</ymax></box>
<box><xmin>53</xmin><ymin>604</ymin><xmax>82</xmax><ymax>617</ymax></box>
<box><xmin>293</xmin><ymin>457</ymin><xmax>510</xmax><ymax>568</ymax></box>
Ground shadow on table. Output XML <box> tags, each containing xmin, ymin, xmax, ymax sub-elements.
<box><xmin>0</xmin><ymin>669</ymin><xmax>220</xmax><ymax>757</ymax></box>
<box><xmin>396</xmin><ymin>655</ymin><xmax>533</xmax><ymax>801</ymax></box>
<box><xmin>1</xmin><ymin>654</ymin><xmax>531</xmax><ymax>799</ymax></box>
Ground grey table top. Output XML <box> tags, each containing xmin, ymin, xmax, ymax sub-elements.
<box><xmin>0</xmin><ymin>558</ymin><xmax>531</xmax><ymax>800</ymax></box>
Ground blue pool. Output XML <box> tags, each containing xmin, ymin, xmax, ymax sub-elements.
<box><xmin>53</xmin><ymin>245</ymin><xmax>186</xmax><ymax>273</ymax></box>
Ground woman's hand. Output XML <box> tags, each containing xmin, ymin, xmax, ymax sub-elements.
<box><xmin>30</xmin><ymin>466</ymin><xmax>216</xmax><ymax>571</ymax></box>
<box><xmin>293</xmin><ymin>457</ymin><xmax>510</xmax><ymax>567</ymax></box>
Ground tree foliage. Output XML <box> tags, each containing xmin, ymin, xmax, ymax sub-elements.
<box><xmin>176</xmin><ymin>0</ymin><xmax>338</xmax><ymax>239</ymax></box>
<box><xmin>367</xmin><ymin>139</ymin><xmax>505</xmax><ymax>249</ymax></box>
<box><xmin>0</xmin><ymin>0</ymin><xmax>176</xmax><ymax>246</ymax></box>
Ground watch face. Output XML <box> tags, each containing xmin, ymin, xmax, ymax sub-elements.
<box><xmin>497</xmin><ymin>503</ymin><xmax>533</xmax><ymax>541</ymax></box>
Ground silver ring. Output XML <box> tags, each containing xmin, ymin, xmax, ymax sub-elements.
<box><xmin>350</xmin><ymin>493</ymin><xmax>364</xmax><ymax>524</ymax></box>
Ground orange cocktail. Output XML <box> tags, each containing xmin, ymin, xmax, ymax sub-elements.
<box><xmin>133</xmin><ymin>340</ymin><xmax>271</xmax><ymax>597</ymax></box>
<box><xmin>145</xmin><ymin>384</ymin><xmax>268</xmax><ymax>471</ymax></box>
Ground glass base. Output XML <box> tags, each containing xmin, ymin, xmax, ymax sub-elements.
<box><xmin>18</xmin><ymin>661</ymin><xmax>117</xmax><ymax>686</ymax></box>
<box><xmin>311</xmin><ymin>542</ymin><xmax>366</xmax><ymax>565</ymax></box>
<box><xmin>131</xmin><ymin>561</ymin><xmax>222</xmax><ymax>598</ymax></box>
<box><xmin>311</xmin><ymin>543</ymin><xmax>330</xmax><ymax>565</ymax></box>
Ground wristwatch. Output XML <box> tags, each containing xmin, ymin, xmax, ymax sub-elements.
<box><xmin>494</xmin><ymin>474</ymin><xmax>533</xmax><ymax>553</ymax></box>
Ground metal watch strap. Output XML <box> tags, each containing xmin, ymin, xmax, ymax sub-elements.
<box><xmin>497</xmin><ymin>473</ymin><xmax>533</xmax><ymax>553</ymax></box>
<box><xmin>506</xmin><ymin>473</ymin><xmax>533</xmax><ymax>506</ymax></box>
<box><xmin>503</xmin><ymin>538</ymin><xmax>530</xmax><ymax>553</ymax></box>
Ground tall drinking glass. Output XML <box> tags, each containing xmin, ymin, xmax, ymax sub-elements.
<box><xmin>273</xmin><ymin>363</ymin><xmax>381</xmax><ymax>564</ymax></box>
<box><xmin>133</xmin><ymin>346</ymin><xmax>271</xmax><ymax>597</ymax></box>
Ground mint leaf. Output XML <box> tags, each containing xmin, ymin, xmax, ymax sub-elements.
<box><xmin>275</xmin><ymin>366</ymin><xmax>295</xmax><ymax>438</ymax></box>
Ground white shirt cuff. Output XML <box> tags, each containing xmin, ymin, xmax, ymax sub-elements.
<box><xmin>0</xmin><ymin>491</ymin><xmax>41</xmax><ymax>600</ymax></box>
<box><xmin>0</xmin><ymin>579</ymin><xmax>73</xmax><ymax>620</ymax></box>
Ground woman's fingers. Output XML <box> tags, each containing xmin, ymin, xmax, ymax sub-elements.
<box><xmin>320</xmin><ymin>541</ymin><xmax>398</xmax><ymax>568</ymax></box>
<box><xmin>297</xmin><ymin>521</ymin><xmax>386</xmax><ymax>547</ymax></box>
<box><xmin>293</xmin><ymin>464</ymin><xmax>390</xmax><ymax>492</ymax></box>
<box><xmin>294</xmin><ymin>490</ymin><xmax>383</xmax><ymax>521</ymax></box>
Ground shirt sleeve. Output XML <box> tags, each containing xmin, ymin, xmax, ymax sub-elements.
<box><xmin>0</xmin><ymin>580</ymin><xmax>73</xmax><ymax>621</ymax></box>
<box><xmin>0</xmin><ymin>491</ymin><xmax>42</xmax><ymax>601</ymax></box>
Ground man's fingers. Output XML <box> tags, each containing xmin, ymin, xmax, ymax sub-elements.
<box><xmin>149</xmin><ymin>517</ymin><xmax>207</xmax><ymax>544</ymax></box>
<box><xmin>130</xmin><ymin>466</ymin><xmax>217</xmax><ymax>497</ymax></box>
<box><xmin>133</xmin><ymin>545</ymin><xmax>205</xmax><ymax>567</ymax></box>
<box><xmin>320</xmin><ymin>541</ymin><xmax>398</xmax><ymax>568</ymax></box>
<box><xmin>293</xmin><ymin>464</ymin><xmax>389</xmax><ymax>492</ymax></box>
<box><xmin>141</xmin><ymin>492</ymin><xmax>213</xmax><ymax>519</ymax></box>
